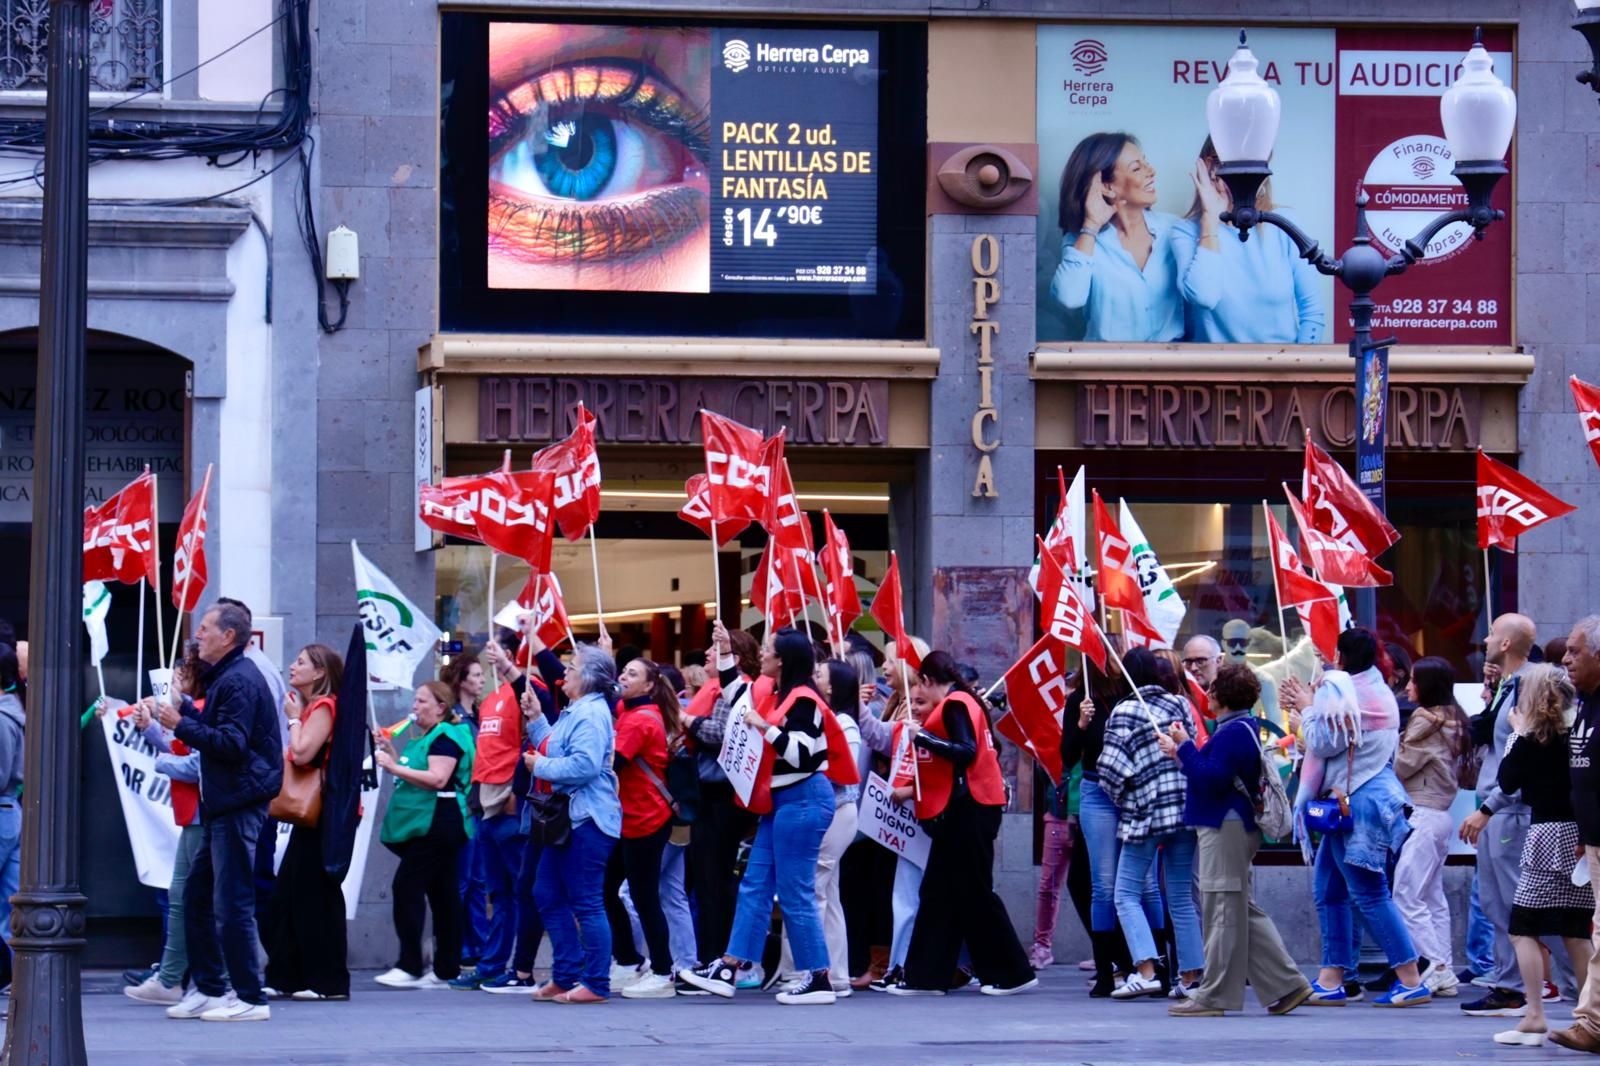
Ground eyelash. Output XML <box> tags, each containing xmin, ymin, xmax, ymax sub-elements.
<box><xmin>487</xmin><ymin>58</ymin><xmax>710</xmax><ymax>264</ymax></box>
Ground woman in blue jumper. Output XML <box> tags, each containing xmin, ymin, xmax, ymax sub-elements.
<box><xmin>1171</xmin><ymin>139</ymin><xmax>1326</xmax><ymax>344</ymax></box>
<box><xmin>1160</xmin><ymin>662</ymin><xmax>1312</xmax><ymax>1017</ymax></box>
<box><xmin>1048</xmin><ymin>132</ymin><xmax>1183</xmax><ymax>342</ymax></box>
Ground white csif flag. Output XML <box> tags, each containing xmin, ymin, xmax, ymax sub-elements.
<box><xmin>352</xmin><ymin>541</ymin><xmax>441</xmax><ymax>688</ymax></box>
<box><xmin>83</xmin><ymin>580</ymin><xmax>111</xmax><ymax>665</ymax></box>
<box><xmin>1118</xmin><ymin>500</ymin><xmax>1186</xmax><ymax>649</ymax></box>
<box><xmin>1030</xmin><ymin>466</ymin><xmax>1093</xmax><ymax>608</ymax></box>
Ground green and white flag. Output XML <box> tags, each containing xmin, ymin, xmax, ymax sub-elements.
<box><xmin>1118</xmin><ymin>499</ymin><xmax>1185</xmax><ymax>649</ymax></box>
<box><xmin>352</xmin><ymin>541</ymin><xmax>440</xmax><ymax>688</ymax></box>
<box><xmin>83</xmin><ymin>580</ymin><xmax>111</xmax><ymax>665</ymax></box>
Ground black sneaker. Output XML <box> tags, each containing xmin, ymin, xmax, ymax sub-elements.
<box><xmin>1343</xmin><ymin>981</ymin><xmax>1365</xmax><ymax>1002</ymax></box>
<box><xmin>870</xmin><ymin>966</ymin><xmax>904</xmax><ymax>993</ymax></box>
<box><xmin>1364</xmin><ymin>968</ymin><xmax>1397</xmax><ymax>993</ymax></box>
<box><xmin>676</xmin><ymin>961</ymin><xmax>738</xmax><ymax>999</ymax></box>
<box><xmin>1461</xmin><ymin>987</ymin><xmax>1527</xmax><ymax>1017</ymax></box>
<box><xmin>776</xmin><ymin>970</ymin><xmax>837</xmax><ymax>1006</ymax></box>
<box><xmin>122</xmin><ymin>965</ymin><xmax>156</xmax><ymax>987</ymax></box>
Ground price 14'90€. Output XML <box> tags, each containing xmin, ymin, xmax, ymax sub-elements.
<box><xmin>723</xmin><ymin>205</ymin><xmax>825</xmax><ymax>248</ymax></box>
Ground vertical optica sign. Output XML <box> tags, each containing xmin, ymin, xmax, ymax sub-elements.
<box><xmin>710</xmin><ymin>27</ymin><xmax>880</xmax><ymax>293</ymax></box>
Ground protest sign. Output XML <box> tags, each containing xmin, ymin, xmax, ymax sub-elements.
<box><xmin>860</xmin><ymin>771</ymin><xmax>931</xmax><ymax>869</ymax></box>
<box><xmin>99</xmin><ymin>702</ymin><xmax>181</xmax><ymax>889</ymax></box>
<box><xmin>716</xmin><ymin>692</ymin><xmax>763</xmax><ymax>806</ymax></box>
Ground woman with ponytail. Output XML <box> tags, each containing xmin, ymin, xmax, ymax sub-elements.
<box><xmin>606</xmin><ymin>657</ymin><xmax>681</xmax><ymax>999</ymax></box>
<box><xmin>678</xmin><ymin>628</ymin><xmax>856</xmax><ymax>1005</ymax></box>
<box><xmin>890</xmin><ymin>651</ymin><xmax>1036</xmax><ymax>997</ymax></box>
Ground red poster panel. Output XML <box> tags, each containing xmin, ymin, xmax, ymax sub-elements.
<box><xmin>1333</xmin><ymin>27</ymin><xmax>1513</xmax><ymax>346</ymax></box>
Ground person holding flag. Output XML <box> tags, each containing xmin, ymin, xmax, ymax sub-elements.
<box><xmin>1096</xmin><ymin>647</ymin><xmax>1203</xmax><ymax>1000</ymax></box>
<box><xmin>891</xmin><ymin>651</ymin><xmax>1037</xmax><ymax>998</ymax></box>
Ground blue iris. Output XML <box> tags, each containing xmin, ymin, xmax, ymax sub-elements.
<box><xmin>534</xmin><ymin>114</ymin><xmax>617</xmax><ymax>201</ymax></box>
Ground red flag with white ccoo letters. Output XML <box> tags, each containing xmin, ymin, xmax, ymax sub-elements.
<box><xmin>1570</xmin><ymin>376</ymin><xmax>1600</xmax><ymax>472</ymax></box>
<box><xmin>83</xmin><ymin>471</ymin><xmax>158</xmax><ymax>587</ymax></box>
<box><xmin>171</xmin><ymin>465</ymin><xmax>213</xmax><ymax>611</ymax></box>
<box><xmin>1476</xmin><ymin>450</ymin><xmax>1575</xmax><ymax>552</ymax></box>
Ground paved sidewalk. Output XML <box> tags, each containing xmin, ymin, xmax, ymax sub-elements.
<box><xmin>60</xmin><ymin>967</ymin><xmax>1593</xmax><ymax>1064</ymax></box>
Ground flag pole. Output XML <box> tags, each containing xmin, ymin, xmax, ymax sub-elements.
<box><xmin>1264</xmin><ymin>499</ymin><xmax>1290</xmax><ymax>649</ymax></box>
<box><xmin>710</xmin><ymin>520</ymin><xmax>723</xmax><ymax>622</ymax></box>
<box><xmin>549</xmin><ymin>572</ymin><xmax>577</xmax><ymax>651</ymax></box>
<box><xmin>1087</xmin><ymin>610</ymin><xmax>1159</xmax><ymax>732</ymax></box>
<box><xmin>150</xmin><ymin>470</ymin><xmax>166</xmax><ymax>671</ymax></box>
<box><xmin>135</xmin><ymin>579</ymin><xmax>146</xmax><ymax>702</ymax></box>
<box><xmin>588</xmin><ymin>525</ymin><xmax>605</xmax><ymax>633</ymax></box>
<box><xmin>1483</xmin><ymin>547</ymin><xmax>1493</xmax><ymax>624</ymax></box>
<box><xmin>167</xmin><ymin>464</ymin><xmax>211</xmax><ymax>674</ymax></box>
<box><xmin>486</xmin><ymin>549</ymin><xmax>500</xmax><ymax>688</ymax></box>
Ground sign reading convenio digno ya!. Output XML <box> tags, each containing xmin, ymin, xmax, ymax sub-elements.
<box><xmin>479</xmin><ymin>376</ymin><xmax>889</xmax><ymax>447</ymax></box>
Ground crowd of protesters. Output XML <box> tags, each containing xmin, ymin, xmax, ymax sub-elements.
<box><xmin>6</xmin><ymin>594</ymin><xmax>1595</xmax><ymax>1051</ymax></box>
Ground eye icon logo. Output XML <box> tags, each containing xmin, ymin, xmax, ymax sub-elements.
<box><xmin>1071</xmin><ymin>39</ymin><xmax>1108</xmax><ymax>77</ymax></box>
<box><xmin>723</xmin><ymin>39</ymin><xmax>751</xmax><ymax>73</ymax></box>
<box><xmin>1410</xmin><ymin>156</ymin><xmax>1436</xmax><ymax>180</ymax></box>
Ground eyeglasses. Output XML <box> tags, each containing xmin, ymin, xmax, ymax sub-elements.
<box><xmin>1181</xmin><ymin>657</ymin><xmax>1215</xmax><ymax>669</ymax></box>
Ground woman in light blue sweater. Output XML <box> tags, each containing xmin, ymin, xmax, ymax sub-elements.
<box><xmin>1049</xmin><ymin>132</ymin><xmax>1183</xmax><ymax>343</ymax></box>
<box><xmin>1172</xmin><ymin>139</ymin><xmax>1326</xmax><ymax>344</ymax></box>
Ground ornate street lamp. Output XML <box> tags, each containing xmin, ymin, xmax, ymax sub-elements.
<box><xmin>1205</xmin><ymin>28</ymin><xmax>1514</xmax><ymax>626</ymax></box>
<box><xmin>3</xmin><ymin>0</ymin><xmax>92</xmax><ymax>1063</ymax></box>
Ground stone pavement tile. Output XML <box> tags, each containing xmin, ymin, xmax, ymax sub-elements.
<box><xmin>65</xmin><ymin>968</ymin><xmax>1577</xmax><ymax>1065</ymax></box>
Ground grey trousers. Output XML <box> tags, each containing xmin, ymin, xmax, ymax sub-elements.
<box><xmin>1481</xmin><ymin>807</ymin><xmax>1578</xmax><ymax>995</ymax></box>
<box><xmin>1192</xmin><ymin>820</ymin><xmax>1307</xmax><ymax>1012</ymax></box>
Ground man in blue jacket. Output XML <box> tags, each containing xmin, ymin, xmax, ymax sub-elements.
<box><xmin>151</xmin><ymin>600</ymin><xmax>283</xmax><ymax>1022</ymax></box>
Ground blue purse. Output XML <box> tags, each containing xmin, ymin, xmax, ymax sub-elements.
<box><xmin>1303</xmin><ymin>741</ymin><xmax>1355</xmax><ymax>835</ymax></box>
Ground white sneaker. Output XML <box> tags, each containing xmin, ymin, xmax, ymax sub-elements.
<box><xmin>415</xmin><ymin>973</ymin><xmax>450</xmax><ymax>990</ymax></box>
<box><xmin>166</xmin><ymin>990</ymin><xmax>231</xmax><ymax>1019</ymax></box>
<box><xmin>620</xmin><ymin>972</ymin><xmax>677</xmax><ymax>999</ymax></box>
<box><xmin>124</xmin><ymin>975</ymin><xmax>183</xmax><ymax>1005</ymax></box>
<box><xmin>201</xmin><ymin>998</ymin><xmax>270</xmax><ymax>1022</ymax></box>
<box><xmin>1111</xmin><ymin>972</ymin><xmax>1164</xmax><ymax>999</ymax></box>
<box><xmin>609</xmin><ymin>962</ymin><xmax>648</xmax><ymax>990</ymax></box>
<box><xmin>1424</xmin><ymin>963</ymin><xmax>1460</xmax><ymax>997</ymax></box>
<box><xmin>374</xmin><ymin>968</ymin><xmax>424</xmax><ymax>989</ymax></box>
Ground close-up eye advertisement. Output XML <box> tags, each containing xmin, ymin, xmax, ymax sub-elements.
<box><xmin>441</xmin><ymin>16</ymin><xmax>924</xmax><ymax>337</ymax></box>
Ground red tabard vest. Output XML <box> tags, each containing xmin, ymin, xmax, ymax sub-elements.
<box><xmin>471</xmin><ymin>683</ymin><xmax>523</xmax><ymax>785</ymax></box>
<box><xmin>740</xmin><ymin>680</ymin><xmax>860</xmax><ymax>815</ymax></box>
<box><xmin>914</xmin><ymin>692</ymin><xmax>1006</xmax><ymax>820</ymax></box>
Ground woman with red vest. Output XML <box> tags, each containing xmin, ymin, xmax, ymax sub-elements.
<box><xmin>893</xmin><ymin>651</ymin><xmax>1037</xmax><ymax>996</ymax></box>
<box><xmin>265</xmin><ymin>643</ymin><xmax>350</xmax><ymax>1000</ymax></box>
<box><xmin>678</xmin><ymin>628</ymin><xmax>853</xmax><ymax>1005</ymax></box>
<box><xmin>605</xmin><ymin>658</ymin><xmax>681</xmax><ymax>999</ymax></box>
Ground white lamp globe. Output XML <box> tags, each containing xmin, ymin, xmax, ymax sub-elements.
<box><xmin>1205</xmin><ymin>31</ymin><xmax>1281</xmax><ymax>163</ymax></box>
<box><xmin>1440</xmin><ymin>32</ymin><xmax>1516</xmax><ymax>162</ymax></box>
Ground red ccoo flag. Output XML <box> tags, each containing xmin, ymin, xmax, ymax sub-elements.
<box><xmin>427</xmin><ymin>470</ymin><xmax>557</xmax><ymax>570</ymax></box>
<box><xmin>701</xmin><ymin>411</ymin><xmax>775</xmax><ymax>525</ymax></box>
<box><xmin>1477</xmin><ymin>450</ymin><xmax>1575</xmax><ymax>551</ymax></box>
<box><xmin>1264</xmin><ymin>505</ymin><xmax>1337</xmax><ymax>609</ymax></box>
<box><xmin>869</xmin><ymin>551</ymin><xmax>920</xmax><ymax>670</ymax></box>
<box><xmin>531</xmin><ymin>406</ymin><xmax>602</xmax><ymax>541</ymax></box>
<box><xmin>996</xmin><ymin>633</ymin><xmax>1071</xmax><ymax>786</ymax></box>
<box><xmin>512</xmin><ymin>571</ymin><xmax>573</xmax><ymax>651</ymax></box>
<box><xmin>1302</xmin><ymin>441</ymin><xmax>1399</xmax><ymax>557</ymax></box>
<box><xmin>763</xmin><ymin>454</ymin><xmax>813</xmax><ymax>554</ymax></box>
<box><xmin>1284</xmin><ymin>484</ymin><xmax>1392</xmax><ymax>587</ymax></box>
<box><xmin>679</xmin><ymin>473</ymin><xmax>749</xmax><ymax>545</ymax></box>
<box><xmin>1092</xmin><ymin>489</ymin><xmax>1144</xmax><ymax>615</ymax></box>
<box><xmin>171</xmin><ymin>465</ymin><xmax>213</xmax><ymax>611</ymax></box>
<box><xmin>84</xmin><ymin>471</ymin><xmax>158</xmax><ymax>587</ymax></box>
<box><xmin>1571</xmin><ymin>376</ymin><xmax>1600</xmax><ymax>472</ymax></box>
<box><xmin>819</xmin><ymin>510</ymin><xmax>862</xmax><ymax>641</ymax></box>
<box><xmin>1035</xmin><ymin>537</ymin><xmax>1108</xmax><ymax>672</ymax></box>
<box><xmin>751</xmin><ymin>540</ymin><xmax>804</xmax><ymax>631</ymax></box>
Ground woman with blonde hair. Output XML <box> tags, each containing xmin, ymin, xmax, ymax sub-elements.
<box><xmin>1492</xmin><ymin>664</ymin><xmax>1592</xmax><ymax>1046</ymax></box>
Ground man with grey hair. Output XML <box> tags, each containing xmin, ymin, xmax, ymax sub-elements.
<box><xmin>150</xmin><ymin>600</ymin><xmax>283</xmax><ymax>1022</ymax></box>
<box><xmin>1181</xmin><ymin>635</ymin><xmax>1223</xmax><ymax>689</ymax></box>
<box><xmin>1551</xmin><ymin>616</ymin><xmax>1600</xmax><ymax>1054</ymax></box>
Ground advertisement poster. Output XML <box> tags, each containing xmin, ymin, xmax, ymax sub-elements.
<box><xmin>1035</xmin><ymin>25</ymin><xmax>1511</xmax><ymax>346</ymax></box>
<box><xmin>487</xmin><ymin>22</ymin><xmax>878</xmax><ymax>296</ymax></box>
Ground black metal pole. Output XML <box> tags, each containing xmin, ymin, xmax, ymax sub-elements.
<box><xmin>3</xmin><ymin>0</ymin><xmax>91</xmax><ymax>1062</ymax></box>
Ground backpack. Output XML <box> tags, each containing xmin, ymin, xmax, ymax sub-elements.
<box><xmin>1229</xmin><ymin>718</ymin><xmax>1294</xmax><ymax>840</ymax></box>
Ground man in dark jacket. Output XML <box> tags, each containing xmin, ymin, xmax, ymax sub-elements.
<box><xmin>151</xmin><ymin>600</ymin><xmax>282</xmax><ymax>1022</ymax></box>
<box><xmin>1552</xmin><ymin>616</ymin><xmax>1600</xmax><ymax>1055</ymax></box>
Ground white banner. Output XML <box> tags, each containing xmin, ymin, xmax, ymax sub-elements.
<box><xmin>716</xmin><ymin>695</ymin><xmax>763</xmax><ymax>807</ymax></box>
<box><xmin>859</xmin><ymin>771</ymin><xmax>930</xmax><ymax>869</ymax></box>
<box><xmin>100</xmin><ymin>702</ymin><xmax>181</xmax><ymax>889</ymax></box>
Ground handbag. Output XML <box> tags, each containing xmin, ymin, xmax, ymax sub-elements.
<box><xmin>525</xmin><ymin>790</ymin><xmax>571</xmax><ymax>847</ymax></box>
<box><xmin>1303</xmin><ymin>740</ymin><xmax>1356</xmax><ymax>835</ymax></box>
<box><xmin>269</xmin><ymin>750</ymin><xmax>323</xmax><ymax>828</ymax></box>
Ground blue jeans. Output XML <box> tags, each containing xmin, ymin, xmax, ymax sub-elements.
<box><xmin>534</xmin><ymin>819</ymin><xmax>616</xmax><ymax>995</ymax></box>
<box><xmin>474</xmin><ymin>811</ymin><xmax>524</xmax><ymax>978</ymax></box>
<box><xmin>157</xmin><ymin>824</ymin><xmax>205</xmax><ymax>988</ymax></box>
<box><xmin>1116</xmin><ymin>831</ymin><xmax>1202</xmax><ymax>973</ymax></box>
<box><xmin>1465</xmin><ymin>872</ymin><xmax>1496</xmax><ymax>976</ymax></box>
<box><xmin>1313</xmin><ymin>830</ymin><xmax>1417</xmax><ymax>972</ymax></box>
<box><xmin>1080</xmin><ymin>777</ymin><xmax>1162</xmax><ymax>934</ymax></box>
<box><xmin>185</xmin><ymin>805</ymin><xmax>268</xmax><ymax>1004</ymax></box>
<box><xmin>728</xmin><ymin>773</ymin><xmax>833</xmax><ymax>972</ymax></box>
<box><xmin>458</xmin><ymin>818</ymin><xmax>489</xmax><ymax>965</ymax></box>
<box><xmin>511</xmin><ymin>814</ymin><xmax>546</xmax><ymax>975</ymax></box>
<box><xmin>660</xmin><ymin>840</ymin><xmax>700</xmax><ymax>971</ymax></box>
<box><xmin>0</xmin><ymin>801</ymin><xmax>19</xmax><ymax>950</ymax></box>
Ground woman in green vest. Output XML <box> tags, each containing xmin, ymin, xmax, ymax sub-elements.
<box><xmin>372</xmin><ymin>680</ymin><xmax>476</xmax><ymax>990</ymax></box>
